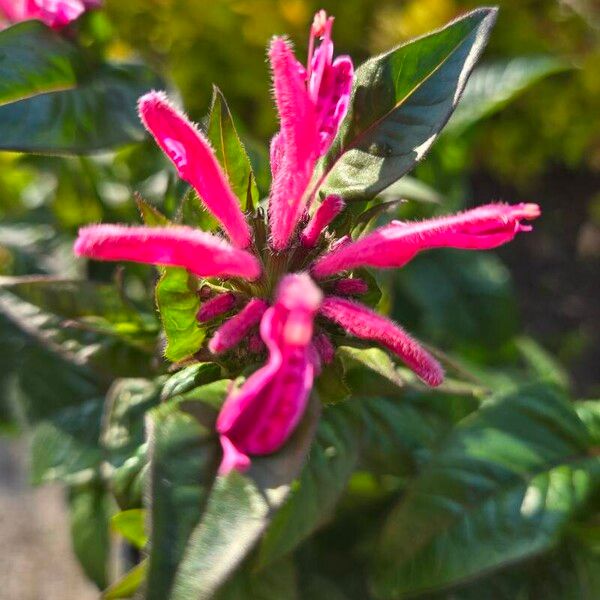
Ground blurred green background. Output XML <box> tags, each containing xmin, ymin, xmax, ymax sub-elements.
<box><xmin>1</xmin><ymin>0</ymin><xmax>598</xmax><ymax>397</ymax></box>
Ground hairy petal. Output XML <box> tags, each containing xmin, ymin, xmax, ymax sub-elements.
<box><xmin>300</xmin><ymin>194</ymin><xmax>345</xmax><ymax>247</ymax></box>
<box><xmin>334</xmin><ymin>277</ymin><xmax>368</xmax><ymax>296</ymax></box>
<box><xmin>138</xmin><ymin>91</ymin><xmax>251</xmax><ymax>248</ymax></box>
<box><xmin>209</xmin><ymin>298</ymin><xmax>269</xmax><ymax>354</ymax></box>
<box><xmin>312</xmin><ymin>203</ymin><xmax>541</xmax><ymax>277</ymax></box>
<box><xmin>313</xmin><ymin>332</ymin><xmax>335</xmax><ymax>364</ymax></box>
<box><xmin>216</xmin><ymin>274</ymin><xmax>322</xmax><ymax>473</ymax></box>
<box><xmin>320</xmin><ymin>296</ymin><xmax>443</xmax><ymax>386</ymax></box>
<box><xmin>268</xmin><ymin>37</ymin><xmax>320</xmax><ymax>251</ymax></box>
<box><xmin>197</xmin><ymin>292</ymin><xmax>236</xmax><ymax>323</ymax></box>
<box><xmin>74</xmin><ymin>224</ymin><xmax>261</xmax><ymax>280</ymax></box>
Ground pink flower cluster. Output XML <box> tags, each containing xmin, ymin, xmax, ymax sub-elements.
<box><xmin>74</xmin><ymin>10</ymin><xmax>540</xmax><ymax>474</ymax></box>
<box><xmin>0</xmin><ymin>0</ymin><xmax>99</xmax><ymax>29</ymax></box>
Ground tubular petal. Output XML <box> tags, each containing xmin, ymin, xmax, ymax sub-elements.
<box><xmin>312</xmin><ymin>203</ymin><xmax>541</xmax><ymax>277</ymax></box>
<box><xmin>216</xmin><ymin>274</ymin><xmax>322</xmax><ymax>473</ymax></box>
<box><xmin>74</xmin><ymin>224</ymin><xmax>261</xmax><ymax>280</ymax></box>
<box><xmin>209</xmin><ymin>298</ymin><xmax>269</xmax><ymax>353</ymax></box>
<box><xmin>320</xmin><ymin>296</ymin><xmax>444</xmax><ymax>386</ymax></box>
<box><xmin>313</xmin><ymin>332</ymin><xmax>335</xmax><ymax>364</ymax></box>
<box><xmin>334</xmin><ymin>277</ymin><xmax>368</xmax><ymax>296</ymax></box>
<box><xmin>268</xmin><ymin>38</ymin><xmax>320</xmax><ymax>251</ymax></box>
<box><xmin>301</xmin><ymin>194</ymin><xmax>345</xmax><ymax>247</ymax></box>
<box><xmin>197</xmin><ymin>292</ymin><xmax>236</xmax><ymax>323</ymax></box>
<box><xmin>138</xmin><ymin>91</ymin><xmax>251</xmax><ymax>249</ymax></box>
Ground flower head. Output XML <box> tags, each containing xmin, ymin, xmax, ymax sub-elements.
<box><xmin>74</xmin><ymin>10</ymin><xmax>541</xmax><ymax>474</ymax></box>
<box><xmin>0</xmin><ymin>0</ymin><xmax>99</xmax><ymax>29</ymax></box>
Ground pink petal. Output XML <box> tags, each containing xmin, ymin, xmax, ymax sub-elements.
<box><xmin>138</xmin><ymin>91</ymin><xmax>251</xmax><ymax>249</ymax></box>
<box><xmin>27</xmin><ymin>0</ymin><xmax>85</xmax><ymax>27</ymax></box>
<box><xmin>306</xmin><ymin>12</ymin><xmax>354</xmax><ymax>155</ymax></box>
<box><xmin>300</xmin><ymin>194</ymin><xmax>345</xmax><ymax>247</ymax></box>
<box><xmin>268</xmin><ymin>38</ymin><xmax>320</xmax><ymax>251</ymax></box>
<box><xmin>320</xmin><ymin>296</ymin><xmax>444</xmax><ymax>387</ymax></box>
<box><xmin>209</xmin><ymin>298</ymin><xmax>269</xmax><ymax>354</ymax></box>
<box><xmin>74</xmin><ymin>224</ymin><xmax>261</xmax><ymax>280</ymax></box>
<box><xmin>334</xmin><ymin>277</ymin><xmax>368</xmax><ymax>296</ymax></box>
<box><xmin>216</xmin><ymin>274</ymin><xmax>322</xmax><ymax>473</ymax></box>
<box><xmin>312</xmin><ymin>203</ymin><xmax>541</xmax><ymax>278</ymax></box>
<box><xmin>197</xmin><ymin>292</ymin><xmax>236</xmax><ymax>323</ymax></box>
<box><xmin>313</xmin><ymin>332</ymin><xmax>335</xmax><ymax>364</ymax></box>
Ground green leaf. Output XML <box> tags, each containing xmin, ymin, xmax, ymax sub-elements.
<box><xmin>393</xmin><ymin>249</ymin><xmax>518</xmax><ymax>351</ymax></box>
<box><xmin>136</xmin><ymin>194</ymin><xmax>171</xmax><ymax>226</ymax></box>
<box><xmin>516</xmin><ymin>336</ymin><xmax>571</xmax><ymax>390</ymax></box>
<box><xmin>337</xmin><ymin>346</ymin><xmax>404</xmax><ymax>395</ymax></box>
<box><xmin>111</xmin><ymin>509</ymin><xmax>148</xmax><ymax>549</ymax></box>
<box><xmin>146</xmin><ymin>402</ymin><xmax>221</xmax><ymax>600</ymax></box>
<box><xmin>170</xmin><ymin>397</ymin><xmax>321</xmax><ymax>600</ymax></box>
<box><xmin>258</xmin><ymin>404</ymin><xmax>361</xmax><ymax>567</ymax></box>
<box><xmin>372</xmin><ymin>384</ymin><xmax>599</xmax><ymax>598</ymax></box>
<box><xmin>161</xmin><ymin>363</ymin><xmax>223</xmax><ymax>401</ymax></box>
<box><xmin>102</xmin><ymin>378</ymin><xmax>161</xmax><ymax>509</ymax></box>
<box><xmin>0</xmin><ymin>63</ymin><xmax>161</xmax><ymax>153</ymax></box>
<box><xmin>445</xmin><ymin>55</ymin><xmax>572</xmax><ymax>135</ymax></box>
<box><xmin>30</xmin><ymin>397</ymin><xmax>104</xmax><ymax>485</ymax></box>
<box><xmin>0</xmin><ymin>275</ymin><xmax>151</xmax><ymax>331</ymax></box>
<box><xmin>214</xmin><ymin>557</ymin><xmax>298</xmax><ymax>600</ymax></box>
<box><xmin>155</xmin><ymin>267</ymin><xmax>205</xmax><ymax>362</ymax></box>
<box><xmin>575</xmin><ymin>400</ymin><xmax>600</xmax><ymax>445</ymax></box>
<box><xmin>102</xmin><ymin>560</ymin><xmax>148</xmax><ymax>599</ymax></box>
<box><xmin>377</xmin><ymin>176</ymin><xmax>443</xmax><ymax>205</ymax></box>
<box><xmin>318</xmin><ymin>8</ymin><xmax>497</xmax><ymax>201</ymax></box>
<box><xmin>102</xmin><ymin>378</ymin><xmax>162</xmax><ymax>467</ymax></box>
<box><xmin>207</xmin><ymin>86</ymin><xmax>259</xmax><ymax>211</ymax></box>
<box><xmin>68</xmin><ymin>483</ymin><xmax>111</xmax><ymax>589</ymax></box>
<box><xmin>0</xmin><ymin>21</ymin><xmax>81</xmax><ymax>107</ymax></box>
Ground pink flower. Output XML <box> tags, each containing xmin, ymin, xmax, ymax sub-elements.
<box><xmin>73</xmin><ymin>10</ymin><xmax>541</xmax><ymax>474</ymax></box>
<box><xmin>216</xmin><ymin>274</ymin><xmax>322</xmax><ymax>473</ymax></box>
<box><xmin>0</xmin><ymin>0</ymin><xmax>99</xmax><ymax>29</ymax></box>
<box><xmin>268</xmin><ymin>13</ymin><xmax>353</xmax><ymax>251</ymax></box>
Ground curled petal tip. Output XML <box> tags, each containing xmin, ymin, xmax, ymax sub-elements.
<box><xmin>320</xmin><ymin>297</ymin><xmax>444</xmax><ymax>387</ymax></box>
<box><xmin>138</xmin><ymin>91</ymin><xmax>251</xmax><ymax>249</ymax></box>
<box><xmin>218</xmin><ymin>436</ymin><xmax>251</xmax><ymax>475</ymax></box>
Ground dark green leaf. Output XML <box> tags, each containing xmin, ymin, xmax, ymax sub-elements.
<box><xmin>30</xmin><ymin>398</ymin><xmax>104</xmax><ymax>485</ymax></box>
<box><xmin>161</xmin><ymin>363</ymin><xmax>223</xmax><ymax>401</ymax></box>
<box><xmin>372</xmin><ymin>384</ymin><xmax>599</xmax><ymax>598</ymax></box>
<box><xmin>170</xmin><ymin>397</ymin><xmax>321</xmax><ymax>600</ymax></box>
<box><xmin>0</xmin><ymin>21</ymin><xmax>81</xmax><ymax>107</ymax></box>
<box><xmin>155</xmin><ymin>267</ymin><xmax>205</xmax><ymax>362</ymax></box>
<box><xmin>145</xmin><ymin>402</ymin><xmax>220</xmax><ymax>600</ymax></box>
<box><xmin>575</xmin><ymin>400</ymin><xmax>600</xmax><ymax>446</ymax></box>
<box><xmin>102</xmin><ymin>378</ymin><xmax>162</xmax><ymax>468</ymax></box>
<box><xmin>102</xmin><ymin>560</ymin><xmax>148</xmax><ymax>599</ymax></box>
<box><xmin>516</xmin><ymin>336</ymin><xmax>570</xmax><ymax>390</ymax></box>
<box><xmin>208</xmin><ymin>86</ymin><xmax>259</xmax><ymax>211</ymax></box>
<box><xmin>318</xmin><ymin>8</ymin><xmax>497</xmax><ymax>201</ymax></box>
<box><xmin>446</xmin><ymin>56</ymin><xmax>572</xmax><ymax>135</ymax></box>
<box><xmin>111</xmin><ymin>509</ymin><xmax>148</xmax><ymax>549</ymax></box>
<box><xmin>392</xmin><ymin>250</ymin><xmax>518</xmax><ymax>351</ymax></box>
<box><xmin>0</xmin><ymin>63</ymin><xmax>161</xmax><ymax>153</ymax></box>
<box><xmin>314</xmin><ymin>356</ymin><xmax>350</xmax><ymax>405</ymax></box>
<box><xmin>377</xmin><ymin>176</ymin><xmax>443</xmax><ymax>205</ymax></box>
<box><xmin>337</xmin><ymin>346</ymin><xmax>405</xmax><ymax>395</ymax></box>
<box><xmin>68</xmin><ymin>483</ymin><xmax>111</xmax><ymax>589</ymax></box>
<box><xmin>257</xmin><ymin>403</ymin><xmax>361</xmax><ymax>567</ymax></box>
<box><xmin>214</xmin><ymin>557</ymin><xmax>298</xmax><ymax>600</ymax></box>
